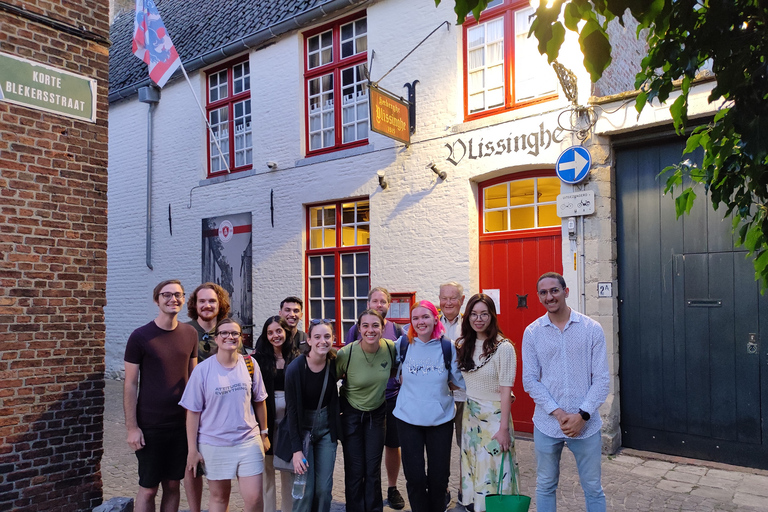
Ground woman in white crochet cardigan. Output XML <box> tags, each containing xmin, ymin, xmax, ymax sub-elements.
<box><xmin>455</xmin><ymin>293</ymin><xmax>520</xmax><ymax>512</ymax></box>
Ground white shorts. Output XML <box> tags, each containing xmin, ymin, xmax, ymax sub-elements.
<box><xmin>199</xmin><ymin>436</ymin><xmax>264</xmax><ymax>480</ymax></box>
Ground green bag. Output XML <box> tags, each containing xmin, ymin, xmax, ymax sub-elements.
<box><xmin>485</xmin><ymin>450</ymin><xmax>531</xmax><ymax>512</ymax></box>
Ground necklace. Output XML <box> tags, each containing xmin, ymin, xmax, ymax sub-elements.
<box><xmin>360</xmin><ymin>341</ymin><xmax>380</xmax><ymax>366</ymax></box>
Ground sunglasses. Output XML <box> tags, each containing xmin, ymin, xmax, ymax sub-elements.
<box><xmin>309</xmin><ymin>319</ymin><xmax>334</xmax><ymax>325</ymax></box>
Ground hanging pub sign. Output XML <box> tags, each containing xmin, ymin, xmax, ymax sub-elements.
<box><xmin>0</xmin><ymin>52</ymin><xmax>97</xmax><ymax>123</ymax></box>
<box><xmin>369</xmin><ymin>85</ymin><xmax>410</xmax><ymax>145</ymax></box>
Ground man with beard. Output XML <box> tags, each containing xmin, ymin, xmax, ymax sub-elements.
<box><xmin>184</xmin><ymin>282</ymin><xmax>232</xmax><ymax>512</ymax></box>
<box><xmin>186</xmin><ymin>282</ymin><xmax>231</xmax><ymax>361</ymax></box>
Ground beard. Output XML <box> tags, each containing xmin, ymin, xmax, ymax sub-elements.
<box><xmin>198</xmin><ymin>309</ymin><xmax>219</xmax><ymax>322</ymax></box>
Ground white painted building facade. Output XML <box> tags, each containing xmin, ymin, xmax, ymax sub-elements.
<box><xmin>108</xmin><ymin>0</ymin><xmax>739</xmax><ymax>459</ymax></box>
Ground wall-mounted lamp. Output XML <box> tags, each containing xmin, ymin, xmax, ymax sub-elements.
<box><xmin>377</xmin><ymin>170</ymin><xmax>388</xmax><ymax>190</ymax></box>
<box><xmin>266</xmin><ymin>161</ymin><xmax>278</xmax><ymax>170</ymax></box>
<box><xmin>427</xmin><ymin>162</ymin><xmax>447</xmax><ymax>180</ymax></box>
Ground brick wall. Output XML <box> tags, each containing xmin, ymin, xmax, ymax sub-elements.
<box><xmin>0</xmin><ymin>1</ymin><xmax>110</xmax><ymax>511</ymax></box>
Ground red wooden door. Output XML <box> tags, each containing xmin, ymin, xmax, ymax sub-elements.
<box><xmin>478</xmin><ymin>172</ymin><xmax>562</xmax><ymax>434</ymax></box>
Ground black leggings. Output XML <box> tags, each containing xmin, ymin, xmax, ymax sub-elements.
<box><xmin>397</xmin><ymin>419</ymin><xmax>453</xmax><ymax>512</ymax></box>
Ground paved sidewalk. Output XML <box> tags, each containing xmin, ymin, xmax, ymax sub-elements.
<box><xmin>103</xmin><ymin>379</ymin><xmax>768</xmax><ymax>511</ymax></box>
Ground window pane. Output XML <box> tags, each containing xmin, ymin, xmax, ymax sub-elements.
<box><xmin>309</xmin><ymin>256</ymin><xmax>321</xmax><ymax>276</ymax></box>
<box><xmin>310</xmin><ymin>300</ymin><xmax>322</xmax><ymax>319</ymax></box>
<box><xmin>342</xmin><ymin>203</ymin><xmax>355</xmax><ymax>224</ymax></box>
<box><xmin>341</xmin><ymin>253</ymin><xmax>354</xmax><ymax>274</ymax></box>
<box><xmin>342</xmin><ymin>277</ymin><xmax>354</xmax><ymax>297</ymax></box>
<box><xmin>484</xmin><ymin>183</ymin><xmax>508</xmax><ymax>209</ymax></box>
<box><xmin>485</xmin><ymin>210</ymin><xmax>507</xmax><ymax>232</ymax></box>
<box><xmin>309</xmin><ymin>207</ymin><xmax>322</xmax><ymax>227</ymax></box>
<box><xmin>509</xmin><ymin>206</ymin><xmax>535</xmax><ymax>230</ymax></box>
<box><xmin>310</xmin><ymin>278</ymin><xmax>321</xmax><ymax>297</ymax></box>
<box><xmin>514</xmin><ymin>7</ymin><xmax>557</xmax><ymax>102</ymax></box>
<box><xmin>356</xmin><ymin>252</ymin><xmax>369</xmax><ymax>272</ymax></box>
<box><xmin>466</xmin><ymin>17</ymin><xmax>504</xmax><ymax>114</ymax></box>
<box><xmin>324</xmin><ymin>277</ymin><xmax>335</xmax><ymax>297</ymax></box>
<box><xmin>310</xmin><ymin>229</ymin><xmax>323</xmax><ymax>249</ymax></box>
<box><xmin>323</xmin><ymin>255</ymin><xmax>334</xmax><ymax>273</ymax></box>
<box><xmin>537</xmin><ymin>177</ymin><xmax>560</xmax><ymax>203</ymax></box>
<box><xmin>342</xmin><ymin>226</ymin><xmax>356</xmax><ymax>246</ymax></box>
<box><xmin>342</xmin><ymin>300</ymin><xmax>355</xmax><ymax>320</ymax></box>
<box><xmin>357</xmin><ymin>225</ymin><xmax>370</xmax><ymax>245</ymax></box>
<box><xmin>324</xmin><ymin>228</ymin><xmax>336</xmax><ymax>247</ymax></box>
<box><xmin>538</xmin><ymin>204</ymin><xmax>559</xmax><ymax>227</ymax></box>
<box><xmin>323</xmin><ymin>207</ymin><xmax>335</xmax><ymax>226</ymax></box>
<box><xmin>324</xmin><ymin>300</ymin><xmax>335</xmax><ymax>319</ymax></box>
<box><xmin>509</xmin><ymin>179</ymin><xmax>534</xmax><ymax>207</ymax></box>
<box><xmin>356</xmin><ymin>276</ymin><xmax>368</xmax><ymax>296</ymax></box>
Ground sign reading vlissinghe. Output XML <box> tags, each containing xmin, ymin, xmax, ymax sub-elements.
<box><xmin>370</xmin><ymin>86</ymin><xmax>410</xmax><ymax>145</ymax></box>
<box><xmin>0</xmin><ymin>52</ymin><xmax>97</xmax><ymax>123</ymax></box>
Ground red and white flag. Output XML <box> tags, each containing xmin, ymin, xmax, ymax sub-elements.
<box><xmin>132</xmin><ymin>0</ymin><xmax>181</xmax><ymax>88</ymax></box>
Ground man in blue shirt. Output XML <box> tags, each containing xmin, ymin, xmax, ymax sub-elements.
<box><xmin>522</xmin><ymin>272</ymin><xmax>609</xmax><ymax>512</ymax></box>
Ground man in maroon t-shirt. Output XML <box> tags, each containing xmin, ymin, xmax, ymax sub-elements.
<box><xmin>124</xmin><ymin>279</ymin><xmax>197</xmax><ymax>512</ymax></box>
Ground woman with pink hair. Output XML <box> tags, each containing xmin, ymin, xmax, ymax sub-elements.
<box><xmin>393</xmin><ymin>300</ymin><xmax>465</xmax><ymax>512</ymax></box>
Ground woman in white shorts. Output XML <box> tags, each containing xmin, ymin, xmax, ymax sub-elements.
<box><xmin>181</xmin><ymin>318</ymin><xmax>270</xmax><ymax>512</ymax></box>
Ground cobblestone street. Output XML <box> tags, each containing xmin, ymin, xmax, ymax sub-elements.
<box><xmin>102</xmin><ymin>379</ymin><xmax>768</xmax><ymax>511</ymax></box>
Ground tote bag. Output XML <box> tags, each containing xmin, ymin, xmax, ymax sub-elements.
<box><xmin>485</xmin><ymin>450</ymin><xmax>531</xmax><ymax>512</ymax></box>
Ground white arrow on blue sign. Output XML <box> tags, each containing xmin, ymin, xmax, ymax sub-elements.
<box><xmin>555</xmin><ymin>146</ymin><xmax>592</xmax><ymax>184</ymax></box>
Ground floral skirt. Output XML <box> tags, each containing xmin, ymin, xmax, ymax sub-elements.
<box><xmin>460</xmin><ymin>396</ymin><xmax>520</xmax><ymax>512</ymax></box>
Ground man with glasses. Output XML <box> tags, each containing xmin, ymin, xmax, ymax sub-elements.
<box><xmin>186</xmin><ymin>282</ymin><xmax>232</xmax><ymax>361</ymax></box>
<box><xmin>522</xmin><ymin>272</ymin><xmax>610</xmax><ymax>512</ymax></box>
<box><xmin>438</xmin><ymin>281</ymin><xmax>465</xmax><ymax>508</ymax></box>
<box><xmin>123</xmin><ymin>279</ymin><xmax>198</xmax><ymax>512</ymax></box>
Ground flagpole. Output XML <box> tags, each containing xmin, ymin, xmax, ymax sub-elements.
<box><xmin>178</xmin><ymin>62</ymin><xmax>231</xmax><ymax>173</ymax></box>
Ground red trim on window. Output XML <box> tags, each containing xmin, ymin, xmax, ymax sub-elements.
<box><xmin>205</xmin><ymin>55</ymin><xmax>252</xmax><ymax>178</ymax></box>
<box><xmin>462</xmin><ymin>0</ymin><xmax>558</xmax><ymax>121</ymax></box>
<box><xmin>303</xmin><ymin>11</ymin><xmax>368</xmax><ymax>157</ymax></box>
<box><xmin>478</xmin><ymin>170</ymin><xmax>560</xmax><ymax>240</ymax></box>
<box><xmin>304</xmin><ymin>197</ymin><xmax>370</xmax><ymax>343</ymax></box>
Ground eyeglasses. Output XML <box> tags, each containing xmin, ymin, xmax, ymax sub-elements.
<box><xmin>201</xmin><ymin>333</ymin><xmax>212</xmax><ymax>351</ymax></box>
<box><xmin>538</xmin><ymin>287</ymin><xmax>562</xmax><ymax>297</ymax></box>
<box><xmin>469</xmin><ymin>312</ymin><xmax>490</xmax><ymax>320</ymax></box>
<box><xmin>309</xmin><ymin>319</ymin><xmax>334</xmax><ymax>325</ymax></box>
<box><xmin>216</xmin><ymin>331</ymin><xmax>242</xmax><ymax>339</ymax></box>
<box><xmin>160</xmin><ymin>292</ymin><xmax>184</xmax><ymax>300</ymax></box>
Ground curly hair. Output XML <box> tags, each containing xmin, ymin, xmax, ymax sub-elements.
<box><xmin>187</xmin><ymin>282</ymin><xmax>230</xmax><ymax>322</ymax></box>
<box><xmin>456</xmin><ymin>293</ymin><xmax>506</xmax><ymax>372</ymax></box>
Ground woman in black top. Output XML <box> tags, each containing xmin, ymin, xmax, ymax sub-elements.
<box><xmin>253</xmin><ymin>315</ymin><xmax>299</xmax><ymax>512</ymax></box>
<box><xmin>283</xmin><ymin>319</ymin><xmax>340</xmax><ymax>512</ymax></box>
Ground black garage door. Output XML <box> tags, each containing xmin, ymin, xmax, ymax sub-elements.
<box><xmin>616</xmin><ymin>139</ymin><xmax>768</xmax><ymax>469</ymax></box>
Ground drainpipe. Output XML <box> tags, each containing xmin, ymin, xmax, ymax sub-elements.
<box><xmin>138</xmin><ymin>86</ymin><xmax>160</xmax><ymax>270</ymax></box>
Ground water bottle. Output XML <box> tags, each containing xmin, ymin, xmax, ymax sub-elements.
<box><xmin>292</xmin><ymin>459</ymin><xmax>308</xmax><ymax>499</ymax></box>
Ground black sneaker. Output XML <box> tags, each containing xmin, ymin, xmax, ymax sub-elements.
<box><xmin>445</xmin><ymin>490</ymin><xmax>451</xmax><ymax>510</ymax></box>
<box><xmin>387</xmin><ymin>486</ymin><xmax>405</xmax><ymax>510</ymax></box>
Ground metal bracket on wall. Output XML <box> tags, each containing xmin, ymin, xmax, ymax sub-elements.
<box><xmin>403</xmin><ymin>80</ymin><xmax>419</xmax><ymax>134</ymax></box>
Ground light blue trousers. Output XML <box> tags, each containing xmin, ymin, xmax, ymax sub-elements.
<box><xmin>533</xmin><ymin>427</ymin><xmax>606</xmax><ymax>512</ymax></box>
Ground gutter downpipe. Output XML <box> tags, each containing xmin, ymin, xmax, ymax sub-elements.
<box><xmin>108</xmin><ymin>0</ymin><xmax>363</xmax><ymax>103</ymax></box>
<box><xmin>138</xmin><ymin>86</ymin><xmax>161</xmax><ymax>269</ymax></box>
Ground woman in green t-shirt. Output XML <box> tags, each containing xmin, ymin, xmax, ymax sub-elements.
<box><xmin>336</xmin><ymin>308</ymin><xmax>397</xmax><ymax>512</ymax></box>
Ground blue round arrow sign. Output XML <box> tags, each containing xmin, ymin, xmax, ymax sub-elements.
<box><xmin>555</xmin><ymin>146</ymin><xmax>592</xmax><ymax>184</ymax></box>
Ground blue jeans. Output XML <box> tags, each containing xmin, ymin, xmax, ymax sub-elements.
<box><xmin>293</xmin><ymin>408</ymin><xmax>336</xmax><ymax>512</ymax></box>
<box><xmin>533</xmin><ymin>427</ymin><xmax>606</xmax><ymax>512</ymax></box>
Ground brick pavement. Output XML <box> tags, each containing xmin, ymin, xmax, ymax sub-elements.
<box><xmin>103</xmin><ymin>379</ymin><xmax>768</xmax><ymax>511</ymax></box>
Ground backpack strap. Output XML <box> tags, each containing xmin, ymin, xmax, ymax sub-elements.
<box><xmin>244</xmin><ymin>354</ymin><xmax>255</xmax><ymax>382</ymax></box>
<box><xmin>440</xmin><ymin>336</ymin><xmax>452</xmax><ymax>371</ymax></box>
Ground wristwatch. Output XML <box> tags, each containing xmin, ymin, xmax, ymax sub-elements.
<box><xmin>578</xmin><ymin>409</ymin><xmax>590</xmax><ymax>421</ymax></box>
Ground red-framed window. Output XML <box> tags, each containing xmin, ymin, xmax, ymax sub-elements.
<box><xmin>206</xmin><ymin>56</ymin><xmax>252</xmax><ymax>176</ymax></box>
<box><xmin>305</xmin><ymin>198</ymin><xmax>370</xmax><ymax>342</ymax></box>
<box><xmin>463</xmin><ymin>0</ymin><xmax>559</xmax><ymax>121</ymax></box>
<box><xmin>304</xmin><ymin>13</ymin><xmax>369</xmax><ymax>156</ymax></box>
<box><xmin>479</xmin><ymin>171</ymin><xmax>561</xmax><ymax>241</ymax></box>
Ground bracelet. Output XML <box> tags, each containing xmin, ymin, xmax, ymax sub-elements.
<box><xmin>260</xmin><ymin>429</ymin><xmax>269</xmax><ymax>435</ymax></box>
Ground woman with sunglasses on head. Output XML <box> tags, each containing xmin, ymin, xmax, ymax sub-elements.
<box><xmin>455</xmin><ymin>294</ymin><xmax>519</xmax><ymax>512</ymax></box>
<box><xmin>336</xmin><ymin>309</ymin><xmax>397</xmax><ymax>512</ymax></box>
<box><xmin>394</xmin><ymin>300</ymin><xmax>465</xmax><ymax>512</ymax></box>
<box><xmin>253</xmin><ymin>316</ymin><xmax>300</xmax><ymax>512</ymax></box>
<box><xmin>283</xmin><ymin>319</ymin><xmax>340</xmax><ymax>512</ymax></box>
<box><xmin>180</xmin><ymin>318</ymin><xmax>269</xmax><ymax>512</ymax></box>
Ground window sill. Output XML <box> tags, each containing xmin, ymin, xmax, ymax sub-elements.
<box><xmin>297</xmin><ymin>143</ymin><xmax>375</xmax><ymax>167</ymax></box>
<box><xmin>199</xmin><ymin>168</ymin><xmax>260</xmax><ymax>187</ymax></box>
<box><xmin>453</xmin><ymin>99</ymin><xmax>567</xmax><ymax>135</ymax></box>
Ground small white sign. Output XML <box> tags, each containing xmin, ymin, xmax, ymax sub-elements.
<box><xmin>218</xmin><ymin>220</ymin><xmax>234</xmax><ymax>243</ymax></box>
<box><xmin>597</xmin><ymin>282</ymin><xmax>612</xmax><ymax>297</ymax></box>
<box><xmin>483</xmin><ymin>289</ymin><xmax>501</xmax><ymax>313</ymax></box>
<box><xmin>557</xmin><ymin>190</ymin><xmax>595</xmax><ymax>217</ymax></box>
